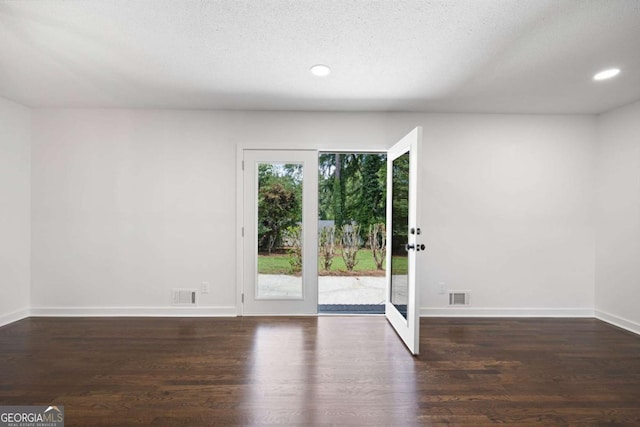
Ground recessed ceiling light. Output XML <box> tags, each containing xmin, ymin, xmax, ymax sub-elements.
<box><xmin>593</xmin><ymin>68</ymin><xmax>620</xmax><ymax>81</ymax></box>
<box><xmin>310</xmin><ymin>64</ymin><xmax>331</xmax><ymax>77</ymax></box>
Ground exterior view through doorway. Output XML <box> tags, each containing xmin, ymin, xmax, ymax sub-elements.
<box><xmin>317</xmin><ymin>152</ymin><xmax>387</xmax><ymax>314</ymax></box>
<box><xmin>246</xmin><ymin>150</ymin><xmax>388</xmax><ymax>315</ymax></box>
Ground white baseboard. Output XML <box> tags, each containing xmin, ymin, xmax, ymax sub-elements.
<box><xmin>420</xmin><ymin>307</ymin><xmax>594</xmax><ymax>317</ymax></box>
<box><xmin>30</xmin><ymin>306</ymin><xmax>238</xmax><ymax>317</ymax></box>
<box><xmin>595</xmin><ymin>310</ymin><xmax>640</xmax><ymax>336</ymax></box>
<box><xmin>0</xmin><ymin>307</ymin><xmax>30</xmax><ymax>327</ymax></box>
<box><xmin>6</xmin><ymin>307</ymin><xmax>640</xmax><ymax>338</ymax></box>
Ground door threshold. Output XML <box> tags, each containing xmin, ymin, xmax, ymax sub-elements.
<box><xmin>318</xmin><ymin>304</ymin><xmax>385</xmax><ymax>314</ymax></box>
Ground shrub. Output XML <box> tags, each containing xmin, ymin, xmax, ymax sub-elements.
<box><xmin>319</xmin><ymin>226</ymin><xmax>337</xmax><ymax>271</ymax></box>
<box><xmin>285</xmin><ymin>225</ymin><xmax>303</xmax><ymax>273</ymax></box>
<box><xmin>368</xmin><ymin>223</ymin><xmax>386</xmax><ymax>270</ymax></box>
<box><xmin>340</xmin><ymin>224</ymin><xmax>360</xmax><ymax>271</ymax></box>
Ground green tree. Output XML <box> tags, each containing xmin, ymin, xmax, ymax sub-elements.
<box><xmin>333</xmin><ymin>153</ymin><xmax>346</xmax><ymax>227</ymax></box>
<box><xmin>318</xmin><ymin>153</ymin><xmax>366</xmax><ymax>227</ymax></box>
<box><xmin>258</xmin><ymin>164</ymin><xmax>301</xmax><ymax>253</ymax></box>
<box><xmin>354</xmin><ymin>154</ymin><xmax>386</xmax><ymax>239</ymax></box>
<box><xmin>319</xmin><ymin>153</ymin><xmax>386</xmax><ymax>243</ymax></box>
<box><xmin>318</xmin><ymin>154</ymin><xmax>335</xmax><ymax>220</ymax></box>
<box><xmin>391</xmin><ymin>153</ymin><xmax>410</xmax><ymax>256</ymax></box>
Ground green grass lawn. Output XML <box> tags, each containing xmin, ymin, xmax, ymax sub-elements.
<box><xmin>258</xmin><ymin>249</ymin><xmax>408</xmax><ymax>275</ymax></box>
<box><xmin>258</xmin><ymin>253</ymin><xmax>294</xmax><ymax>274</ymax></box>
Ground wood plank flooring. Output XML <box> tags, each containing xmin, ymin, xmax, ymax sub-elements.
<box><xmin>1</xmin><ymin>317</ymin><xmax>639</xmax><ymax>426</ymax></box>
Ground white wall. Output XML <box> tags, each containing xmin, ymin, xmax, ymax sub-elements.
<box><xmin>416</xmin><ymin>114</ymin><xmax>596</xmax><ymax>316</ymax></box>
<box><xmin>30</xmin><ymin>109</ymin><xmax>597</xmax><ymax>316</ymax></box>
<box><xmin>0</xmin><ymin>97</ymin><xmax>31</xmax><ymax>326</ymax></box>
<box><xmin>595</xmin><ymin>100</ymin><xmax>640</xmax><ymax>333</ymax></box>
<box><xmin>31</xmin><ymin>110</ymin><xmax>238</xmax><ymax>315</ymax></box>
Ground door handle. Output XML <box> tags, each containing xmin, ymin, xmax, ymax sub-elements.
<box><xmin>405</xmin><ymin>243</ymin><xmax>426</xmax><ymax>252</ymax></box>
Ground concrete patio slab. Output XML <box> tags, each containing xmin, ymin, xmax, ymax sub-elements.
<box><xmin>257</xmin><ymin>274</ymin><xmax>385</xmax><ymax>305</ymax></box>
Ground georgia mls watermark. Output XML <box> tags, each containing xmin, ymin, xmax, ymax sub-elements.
<box><xmin>0</xmin><ymin>406</ymin><xmax>64</xmax><ymax>427</ymax></box>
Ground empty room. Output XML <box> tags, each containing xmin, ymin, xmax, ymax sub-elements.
<box><xmin>1</xmin><ymin>0</ymin><xmax>640</xmax><ymax>425</ymax></box>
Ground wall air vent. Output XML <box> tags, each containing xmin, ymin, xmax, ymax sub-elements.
<box><xmin>449</xmin><ymin>291</ymin><xmax>470</xmax><ymax>306</ymax></box>
<box><xmin>172</xmin><ymin>288</ymin><xmax>197</xmax><ymax>306</ymax></box>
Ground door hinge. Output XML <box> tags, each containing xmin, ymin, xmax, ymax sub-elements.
<box><xmin>241</xmin><ymin>227</ymin><xmax>244</xmax><ymax>237</ymax></box>
<box><xmin>241</xmin><ymin>293</ymin><xmax>244</xmax><ymax>303</ymax></box>
<box><xmin>241</xmin><ymin>160</ymin><xmax>245</xmax><ymax>171</ymax></box>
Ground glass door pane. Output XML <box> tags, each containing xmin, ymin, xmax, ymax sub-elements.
<box><xmin>390</xmin><ymin>152</ymin><xmax>410</xmax><ymax>319</ymax></box>
<box><xmin>256</xmin><ymin>162</ymin><xmax>304</xmax><ymax>299</ymax></box>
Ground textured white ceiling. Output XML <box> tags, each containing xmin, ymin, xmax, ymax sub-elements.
<box><xmin>0</xmin><ymin>0</ymin><xmax>638</xmax><ymax>113</ymax></box>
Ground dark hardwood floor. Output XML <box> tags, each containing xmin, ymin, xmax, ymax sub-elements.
<box><xmin>1</xmin><ymin>316</ymin><xmax>639</xmax><ymax>426</ymax></box>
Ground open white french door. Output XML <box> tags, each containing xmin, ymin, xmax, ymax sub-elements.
<box><xmin>242</xmin><ymin>150</ymin><xmax>318</xmax><ymax>315</ymax></box>
<box><xmin>385</xmin><ymin>127</ymin><xmax>423</xmax><ymax>355</ymax></box>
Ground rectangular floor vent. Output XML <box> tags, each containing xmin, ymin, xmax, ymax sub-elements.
<box><xmin>449</xmin><ymin>291</ymin><xmax>470</xmax><ymax>306</ymax></box>
<box><xmin>172</xmin><ymin>288</ymin><xmax>197</xmax><ymax>306</ymax></box>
